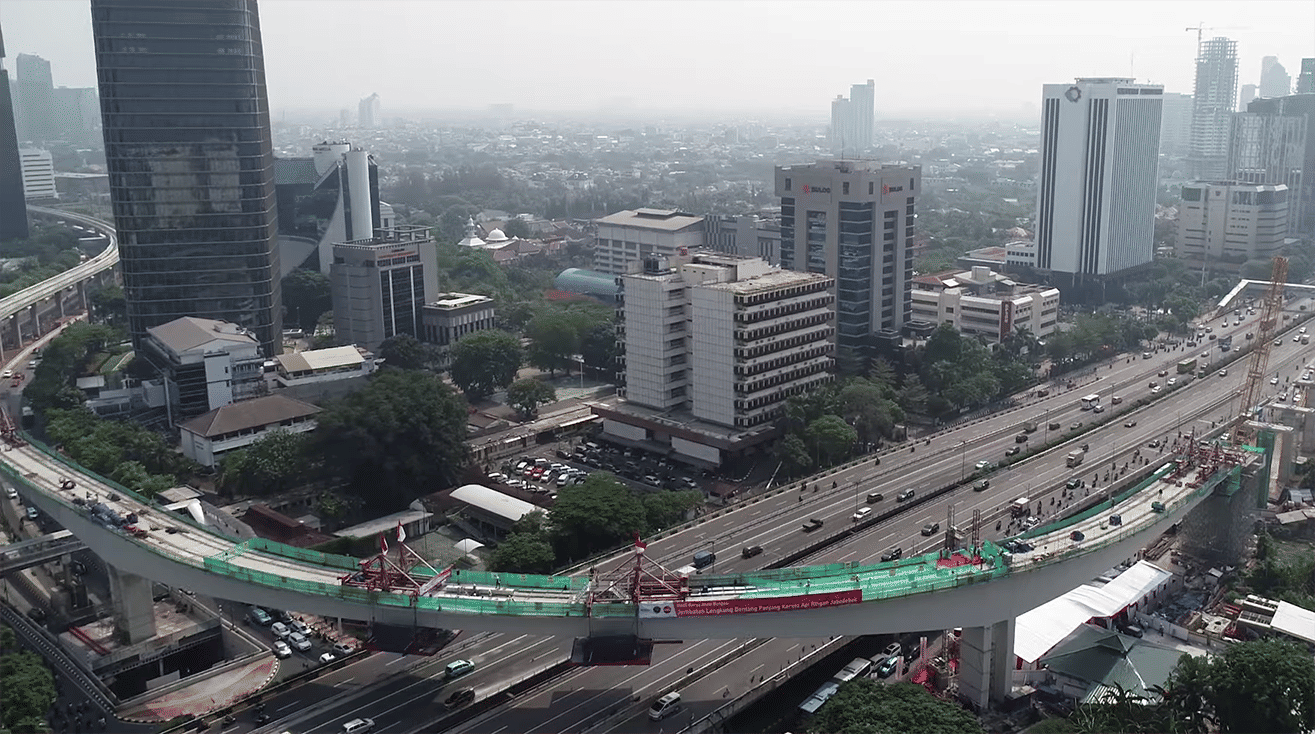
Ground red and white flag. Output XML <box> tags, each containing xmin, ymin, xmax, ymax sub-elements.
<box><xmin>396</xmin><ymin>522</ymin><xmax>406</xmax><ymax>544</ymax></box>
<box><xmin>380</xmin><ymin>533</ymin><xmax>388</xmax><ymax>555</ymax></box>
<box><xmin>633</xmin><ymin>532</ymin><xmax>647</xmax><ymax>551</ymax></box>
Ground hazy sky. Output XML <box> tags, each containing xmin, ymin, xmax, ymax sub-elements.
<box><xmin>3</xmin><ymin>0</ymin><xmax>1313</xmax><ymax>119</ymax></box>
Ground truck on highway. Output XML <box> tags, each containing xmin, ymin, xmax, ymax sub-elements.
<box><xmin>1177</xmin><ymin>358</ymin><xmax>1196</xmax><ymax>374</ymax></box>
<box><xmin>1022</xmin><ymin>421</ymin><xmax>1038</xmax><ymax>433</ymax></box>
<box><xmin>1302</xmin><ymin>334</ymin><xmax>1311</xmax><ymax>345</ymax></box>
<box><xmin>1220</xmin><ymin>334</ymin><xmax>1233</xmax><ymax>351</ymax></box>
<box><xmin>1066</xmin><ymin>450</ymin><xmax>1085</xmax><ymax>467</ymax></box>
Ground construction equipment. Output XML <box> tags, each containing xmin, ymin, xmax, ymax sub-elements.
<box><xmin>1232</xmin><ymin>256</ymin><xmax>1287</xmax><ymax>446</ymax></box>
<box><xmin>1184</xmin><ymin>24</ymin><xmax>1247</xmax><ymax>47</ymax></box>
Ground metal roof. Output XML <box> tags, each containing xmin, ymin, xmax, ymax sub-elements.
<box><xmin>555</xmin><ymin>268</ymin><xmax>620</xmax><ymax>297</ymax></box>
<box><xmin>276</xmin><ymin>345</ymin><xmax>364</xmax><ymax>373</ymax></box>
<box><xmin>450</xmin><ymin>484</ymin><xmax>539</xmax><ymax>524</ymax></box>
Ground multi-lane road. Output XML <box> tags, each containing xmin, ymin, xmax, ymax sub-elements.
<box><xmin>240</xmin><ymin>304</ymin><xmax>1311</xmax><ymax>734</ymax></box>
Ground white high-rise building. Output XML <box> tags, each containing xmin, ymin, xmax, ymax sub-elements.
<box><xmin>593</xmin><ymin>208</ymin><xmax>705</xmax><ymax>274</ymax></box>
<box><xmin>1190</xmin><ymin>37</ymin><xmax>1238</xmax><ymax>179</ymax></box>
<box><xmin>1034</xmin><ymin>78</ymin><xmax>1163</xmax><ymax>276</ymax></box>
<box><xmin>1176</xmin><ymin>181</ymin><xmax>1290</xmax><ymax>262</ymax></box>
<box><xmin>1259</xmin><ymin>56</ymin><xmax>1291</xmax><ymax>98</ymax></box>
<box><xmin>600</xmin><ymin>251</ymin><xmax>834</xmax><ymax>467</ymax></box>
<box><xmin>829</xmin><ymin>79</ymin><xmax>874</xmax><ymax>157</ymax></box>
<box><xmin>18</xmin><ymin>147</ymin><xmax>55</xmax><ymax>199</ymax></box>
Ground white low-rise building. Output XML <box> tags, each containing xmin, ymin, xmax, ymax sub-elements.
<box><xmin>179</xmin><ymin>394</ymin><xmax>320</xmax><ymax>467</ymax></box>
<box><xmin>910</xmin><ymin>266</ymin><xmax>1060</xmax><ymax>343</ymax></box>
<box><xmin>273</xmin><ymin>345</ymin><xmax>377</xmax><ymax>388</ymax></box>
<box><xmin>593</xmin><ymin>208</ymin><xmax>705</xmax><ymax>275</ymax></box>
<box><xmin>19</xmin><ymin>148</ymin><xmax>57</xmax><ymax>200</ymax></box>
<box><xmin>1176</xmin><ymin>181</ymin><xmax>1291</xmax><ymax>263</ymax></box>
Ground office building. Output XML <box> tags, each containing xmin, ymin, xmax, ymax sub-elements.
<box><xmin>18</xmin><ymin>148</ymin><xmax>56</xmax><ymax>199</ymax></box>
<box><xmin>910</xmin><ymin>266</ymin><xmax>1060</xmax><ymax>344</ymax></box>
<box><xmin>1228</xmin><ymin>110</ymin><xmax>1306</xmax><ymax>230</ymax></box>
<box><xmin>330</xmin><ymin>225</ymin><xmax>438</xmax><ymax>351</ymax></box>
<box><xmin>141</xmin><ymin>316</ymin><xmax>266</xmax><ymax>424</ymax></box>
<box><xmin>1298</xmin><ymin>59</ymin><xmax>1315</xmax><ymax>94</ymax></box>
<box><xmin>0</xmin><ymin>23</ymin><xmax>28</xmax><ymax>241</ymax></box>
<box><xmin>1176</xmin><ymin>181</ymin><xmax>1290</xmax><ymax>262</ymax></box>
<box><xmin>598</xmin><ymin>251</ymin><xmax>833</xmax><ymax>467</ymax></box>
<box><xmin>1190</xmin><ymin>37</ymin><xmax>1239</xmax><ymax>180</ymax></box>
<box><xmin>1160</xmin><ymin>92</ymin><xmax>1194</xmax><ymax>156</ymax></box>
<box><xmin>180</xmin><ymin>394</ymin><xmax>319</xmax><ymax>467</ymax></box>
<box><xmin>829</xmin><ymin>79</ymin><xmax>874</xmax><ymax>157</ymax></box>
<box><xmin>52</xmin><ymin>86</ymin><xmax>100</xmax><ymax>145</ymax></box>
<box><xmin>358</xmin><ymin>93</ymin><xmax>380</xmax><ymax>128</ymax></box>
<box><xmin>1239</xmin><ymin>84</ymin><xmax>1258</xmax><ymax>111</ymax></box>
<box><xmin>91</xmin><ymin>0</ymin><xmax>283</xmax><ymax>355</ymax></box>
<box><xmin>1245</xmin><ymin>94</ymin><xmax>1315</xmax><ymax>236</ymax></box>
<box><xmin>775</xmin><ymin>159</ymin><xmax>921</xmax><ymax>356</ymax></box>
<box><xmin>274</xmin><ymin>142</ymin><xmax>386</xmax><ymax>274</ymax></box>
<box><xmin>420</xmin><ymin>293</ymin><xmax>497</xmax><ymax>369</ymax></box>
<box><xmin>14</xmin><ymin>52</ymin><xmax>54</xmax><ymax>143</ymax></box>
<box><xmin>592</xmin><ymin>208</ymin><xmax>705</xmax><ymax>274</ymax></box>
<box><xmin>703</xmin><ymin>213</ymin><xmax>780</xmax><ymax>264</ymax></box>
<box><xmin>1035</xmin><ymin>78</ymin><xmax>1163</xmax><ymax>277</ymax></box>
<box><xmin>1259</xmin><ymin>57</ymin><xmax>1291</xmax><ymax>99</ymax></box>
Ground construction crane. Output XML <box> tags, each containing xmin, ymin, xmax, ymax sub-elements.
<box><xmin>1232</xmin><ymin>256</ymin><xmax>1288</xmax><ymax>446</ymax></box>
<box><xmin>1184</xmin><ymin>24</ymin><xmax>1247</xmax><ymax>48</ymax></box>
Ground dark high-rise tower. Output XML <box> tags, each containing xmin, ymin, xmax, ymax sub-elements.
<box><xmin>15</xmin><ymin>53</ymin><xmax>55</xmax><ymax>143</ymax></box>
<box><xmin>91</xmin><ymin>0</ymin><xmax>281</xmax><ymax>354</ymax></box>
<box><xmin>0</xmin><ymin>22</ymin><xmax>29</xmax><ymax>241</ymax></box>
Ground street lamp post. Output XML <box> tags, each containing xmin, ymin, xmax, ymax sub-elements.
<box><xmin>959</xmin><ymin>440</ymin><xmax>966</xmax><ymax>481</ymax></box>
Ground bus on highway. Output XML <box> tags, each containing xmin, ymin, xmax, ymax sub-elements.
<box><xmin>1177</xmin><ymin>358</ymin><xmax>1197</xmax><ymax>374</ymax></box>
<box><xmin>1080</xmin><ymin>394</ymin><xmax>1101</xmax><ymax>410</ymax></box>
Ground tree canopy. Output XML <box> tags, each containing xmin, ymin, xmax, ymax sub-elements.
<box><xmin>281</xmin><ymin>268</ymin><xmax>333</xmax><ymax>333</ymax></box>
<box><xmin>44</xmin><ymin>407</ymin><xmax>193</xmax><ymax>499</ymax></box>
<box><xmin>0</xmin><ymin>639</ymin><xmax>58</xmax><ymax>734</ymax></box>
<box><xmin>809</xmin><ymin>680</ymin><xmax>983</xmax><ymax>734</ymax></box>
<box><xmin>312</xmin><ymin>370</ymin><xmax>469</xmax><ymax>510</ymax></box>
<box><xmin>506</xmin><ymin>378</ymin><xmax>556</xmax><ymax>419</ymax></box>
<box><xmin>449</xmin><ymin>330</ymin><xmax>523</xmax><ymax>400</ymax></box>
<box><xmin>378</xmin><ymin>334</ymin><xmax>443</xmax><ymax>372</ymax></box>
<box><xmin>26</xmin><ymin>321</ymin><xmax>121</xmax><ymax>414</ymax></box>
<box><xmin>525</xmin><ymin>304</ymin><xmax>612</xmax><ymax>376</ymax></box>
<box><xmin>216</xmin><ymin>429</ymin><xmax>312</xmax><ymax>497</ymax></box>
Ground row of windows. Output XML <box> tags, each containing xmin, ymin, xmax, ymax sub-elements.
<box><xmin>735</xmin><ymin>374</ymin><xmax>832</xmax><ymax>413</ymax></box>
<box><xmin>736</xmin><ymin>361</ymin><xmax>830</xmax><ymax>396</ymax></box>
<box><xmin>735</xmin><ymin>344</ymin><xmax>833</xmax><ymax>378</ymax></box>
<box><xmin>735</xmin><ymin>326</ymin><xmax>833</xmax><ymax>360</ymax></box>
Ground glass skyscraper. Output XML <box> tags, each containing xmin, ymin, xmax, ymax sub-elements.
<box><xmin>91</xmin><ymin>0</ymin><xmax>281</xmax><ymax>355</ymax></box>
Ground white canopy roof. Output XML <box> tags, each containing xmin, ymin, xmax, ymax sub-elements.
<box><xmin>455</xmin><ymin>538</ymin><xmax>486</xmax><ymax>555</ymax></box>
<box><xmin>1015</xmin><ymin>560</ymin><xmax>1173</xmax><ymax>663</ymax></box>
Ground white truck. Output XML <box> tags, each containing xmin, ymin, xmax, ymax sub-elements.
<box><xmin>1066</xmin><ymin>450</ymin><xmax>1085</xmax><ymax>467</ymax></box>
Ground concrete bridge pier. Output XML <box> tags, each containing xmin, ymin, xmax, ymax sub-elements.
<box><xmin>108</xmin><ymin>566</ymin><xmax>157</xmax><ymax>645</ymax></box>
<box><xmin>957</xmin><ymin>617</ymin><xmax>1015</xmax><ymax>711</ymax></box>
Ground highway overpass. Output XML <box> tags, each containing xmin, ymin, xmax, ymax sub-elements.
<box><xmin>0</xmin><ymin>206</ymin><xmax>119</xmax><ymax>359</ymax></box>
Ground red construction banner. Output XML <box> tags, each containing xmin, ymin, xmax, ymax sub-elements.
<box><xmin>675</xmin><ymin>589</ymin><xmax>861</xmax><ymax>617</ymax></box>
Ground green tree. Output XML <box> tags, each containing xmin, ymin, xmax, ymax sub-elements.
<box><xmin>776</xmin><ymin>434</ymin><xmax>814</xmax><ymax>476</ymax></box>
<box><xmin>378</xmin><ymin>334</ymin><xmax>441</xmax><ymax>372</ymax></box>
<box><xmin>506</xmin><ymin>378</ymin><xmax>556</xmax><ymax>419</ymax></box>
<box><xmin>526</xmin><ymin>311</ymin><xmax>580</xmax><ymax>375</ymax></box>
<box><xmin>44</xmin><ymin>407</ymin><xmax>194</xmax><ymax>497</ymax></box>
<box><xmin>805</xmin><ymin>415</ymin><xmax>857</xmax><ymax>466</ymax></box>
<box><xmin>26</xmin><ymin>322</ymin><xmax>121</xmax><ymax>413</ymax></box>
<box><xmin>281</xmin><ymin>268</ymin><xmax>333</xmax><ymax>333</ymax></box>
<box><xmin>503</xmin><ymin>217</ymin><xmax>532</xmax><ymax>239</ymax></box>
<box><xmin>449</xmin><ymin>330</ymin><xmax>523</xmax><ymax>400</ymax></box>
<box><xmin>838</xmin><ymin>379</ymin><xmax>902</xmax><ymax>445</ymax></box>
<box><xmin>580</xmin><ymin>321</ymin><xmax>618</xmax><ymax>374</ymax></box>
<box><xmin>642</xmin><ymin>489</ymin><xmax>701</xmax><ymax>531</ymax></box>
<box><xmin>548</xmin><ymin>474</ymin><xmax>648</xmax><ymax>560</ymax></box>
<box><xmin>0</xmin><ymin>648</ymin><xmax>58</xmax><ymax>733</ymax></box>
<box><xmin>489</xmin><ymin>512</ymin><xmax>557</xmax><ymax>573</ymax></box>
<box><xmin>1206</xmin><ymin>638</ymin><xmax>1315</xmax><ymax>734</ymax></box>
<box><xmin>810</xmin><ymin>679</ymin><xmax>983</xmax><ymax>734</ymax></box>
<box><xmin>312</xmin><ymin>370</ymin><xmax>469</xmax><ymax>510</ymax></box>
<box><xmin>216</xmin><ymin>430</ymin><xmax>311</xmax><ymax>496</ymax></box>
<box><xmin>88</xmin><ymin>283</ymin><xmax>127</xmax><ymax>327</ymax></box>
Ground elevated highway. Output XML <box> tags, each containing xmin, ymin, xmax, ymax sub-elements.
<box><xmin>1</xmin><ymin>206</ymin><xmax>118</xmax><ymax>358</ymax></box>
<box><xmin>0</xmin><ymin>530</ymin><xmax>84</xmax><ymax>575</ymax></box>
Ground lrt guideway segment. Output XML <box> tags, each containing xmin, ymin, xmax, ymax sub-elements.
<box><xmin>442</xmin><ymin>330</ymin><xmax>1303</xmax><ymax>734</ymax></box>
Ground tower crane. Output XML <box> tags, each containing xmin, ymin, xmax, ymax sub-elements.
<box><xmin>1184</xmin><ymin>24</ymin><xmax>1247</xmax><ymax>48</ymax></box>
<box><xmin>1231</xmin><ymin>256</ymin><xmax>1287</xmax><ymax>446</ymax></box>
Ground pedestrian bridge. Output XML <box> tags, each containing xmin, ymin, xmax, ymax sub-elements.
<box><xmin>2</xmin><ymin>432</ymin><xmax>1249</xmax><ymax>640</ymax></box>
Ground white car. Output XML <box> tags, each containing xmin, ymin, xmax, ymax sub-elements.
<box><xmin>272</xmin><ymin>640</ymin><xmax>292</xmax><ymax>659</ymax></box>
<box><xmin>0</xmin><ymin>369</ymin><xmax>10</xmax><ymax>379</ymax></box>
<box><xmin>974</xmin><ymin>460</ymin><xmax>991</xmax><ymax>470</ymax></box>
<box><xmin>288</xmin><ymin>619</ymin><xmax>310</xmax><ymax>636</ymax></box>
<box><xmin>1166</xmin><ymin>378</ymin><xmax>1177</xmax><ymax>387</ymax></box>
<box><xmin>270</xmin><ymin>621</ymin><xmax>290</xmax><ymax>639</ymax></box>
<box><xmin>288</xmin><ymin>632</ymin><xmax>312</xmax><ymax>651</ymax></box>
<box><xmin>852</xmin><ymin>507</ymin><xmax>873</xmax><ymax>522</ymax></box>
<box><xmin>1271</xmin><ymin>377</ymin><xmax>1280</xmax><ymax>385</ymax></box>
<box><xmin>1151</xmin><ymin>385</ymin><xmax>1162</xmax><ymax>394</ymax></box>
<box><xmin>319</xmin><ymin>652</ymin><xmax>337</xmax><ymax>664</ymax></box>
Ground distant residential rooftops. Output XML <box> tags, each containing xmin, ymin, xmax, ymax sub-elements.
<box><xmin>595</xmin><ymin>208</ymin><xmax>704</xmax><ymax>231</ymax></box>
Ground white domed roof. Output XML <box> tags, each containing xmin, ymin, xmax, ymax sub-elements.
<box><xmin>486</xmin><ymin>228</ymin><xmax>509</xmax><ymax>242</ymax></box>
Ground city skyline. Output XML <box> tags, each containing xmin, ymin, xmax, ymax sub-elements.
<box><xmin>3</xmin><ymin>0</ymin><xmax>1313</xmax><ymax>120</ymax></box>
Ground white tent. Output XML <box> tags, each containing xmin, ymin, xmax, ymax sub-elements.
<box><xmin>455</xmin><ymin>538</ymin><xmax>486</xmax><ymax>556</ymax></box>
<box><xmin>1015</xmin><ymin>560</ymin><xmax>1173</xmax><ymax>663</ymax></box>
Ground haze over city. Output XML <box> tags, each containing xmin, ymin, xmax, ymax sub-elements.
<box><xmin>3</xmin><ymin>0</ymin><xmax>1313</xmax><ymax>119</ymax></box>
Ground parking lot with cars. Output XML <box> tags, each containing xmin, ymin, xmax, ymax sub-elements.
<box><xmin>488</xmin><ymin>437</ymin><xmax>708</xmax><ymax>501</ymax></box>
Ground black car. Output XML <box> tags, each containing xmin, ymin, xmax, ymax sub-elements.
<box><xmin>25</xmin><ymin>606</ymin><xmax>47</xmax><ymax>623</ymax></box>
<box><xmin>741</xmin><ymin>545</ymin><xmax>763</xmax><ymax>559</ymax></box>
<box><xmin>896</xmin><ymin>489</ymin><xmax>915</xmax><ymax>502</ymax></box>
<box><xmin>1065</xmin><ymin>478</ymin><xmax>1083</xmax><ymax>489</ymax></box>
<box><xmin>444</xmin><ymin>688</ymin><xmax>476</xmax><ymax>709</ymax></box>
<box><xmin>801</xmin><ymin>518</ymin><xmax>824</xmax><ymax>533</ymax></box>
<box><xmin>1004</xmin><ymin>447</ymin><xmax>1021</xmax><ymax>457</ymax></box>
<box><xmin>920</xmin><ymin>522</ymin><xmax>941</xmax><ymax>536</ymax></box>
<box><xmin>877</xmin><ymin>655</ymin><xmax>900</xmax><ymax>678</ymax></box>
<box><xmin>880</xmin><ymin>547</ymin><xmax>902</xmax><ymax>562</ymax></box>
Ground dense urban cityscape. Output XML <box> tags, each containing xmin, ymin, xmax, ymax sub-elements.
<box><xmin>1</xmin><ymin>2</ymin><xmax>1314</xmax><ymax>734</ymax></box>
